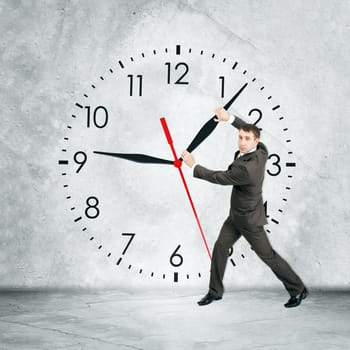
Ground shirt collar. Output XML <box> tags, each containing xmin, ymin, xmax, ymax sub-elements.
<box><xmin>239</xmin><ymin>147</ymin><xmax>257</xmax><ymax>157</ymax></box>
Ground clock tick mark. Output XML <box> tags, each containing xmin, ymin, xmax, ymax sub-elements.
<box><xmin>71</xmin><ymin>114</ymin><xmax>76</xmax><ymax>118</ymax></box>
<box><xmin>75</xmin><ymin>103</ymin><xmax>83</xmax><ymax>109</ymax></box>
<box><xmin>90</xmin><ymin>237</ymin><xmax>94</xmax><ymax>240</ymax></box>
<box><xmin>118</xmin><ymin>60</ymin><xmax>124</xmax><ymax>69</ymax></box>
<box><xmin>243</xmin><ymin>70</ymin><xmax>247</xmax><ymax>74</ymax></box>
<box><xmin>139</xmin><ymin>269</ymin><xmax>143</xmax><ymax>274</ymax></box>
<box><xmin>200</xmin><ymin>50</ymin><xmax>204</xmax><ymax>55</ymax></box>
<box><xmin>100</xmin><ymin>76</ymin><xmax>104</xmax><ymax>80</ymax></box>
<box><xmin>61</xmin><ymin>173</ymin><xmax>66</xmax><ymax>176</ymax></box>
<box><xmin>286</xmin><ymin>139</ymin><xmax>291</xmax><ymax>143</ymax></box>
<box><xmin>61</xmin><ymin>149</ymin><xmax>67</xmax><ymax>152</ymax></box>
<box><xmin>64</xmin><ymin>137</ymin><xmax>69</xmax><ymax>141</ymax></box>
<box><xmin>153</xmin><ymin>49</ymin><xmax>156</xmax><ymax>55</ymax></box>
<box><xmin>230</xmin><ymin>258</ymin><xmax>236</xmax><ymax>267</ymax></box>
<box><xmin>130</xmin><ymin>57</ymin><xmax>134</xmax><ymax>62</ymax></box>
<box><xmin>187</xmin><ymin>274</ymin><xmax>190</xmax><ymax>279</ymax></box>
<box><xmin>109</xmin><ymin>68</ymin><xmax>114</xmax><ymax>73</ymax></box>
<box><xmin>141</xmin><ymin>53</ymin><xmax>145</xmax><ymax>57</ymax></box>
<box><xmin>162</xmin><ymin>274</ymin><xmax>166</xmax><ymax>279</ymax></box>
<box><xmin>286</xmin><ymin>162</ymin><xmax>296</xmax><ymax>167</ymax></box>
<box><xmin>116</xmin><ymin>257</ymin><xmax>122</xmax><ymax>265</ymax></box>
<box><xmin>82</xmin><ymin>228</ymin><xmax>87</xmax><ymax>231</ymax></box>
<box><xmin>91</xmin><ymin>84</ymin><xmax>96</xmax><ymax>89</ymax></box>
<box><xmin>107</xmin><ymin>253</ymin><xmax>111</xmax><ymax>257</ymax></box>
<box><xmin>286</xmin><ymin>187</ymin><xmax>291</xmax><ymax>190</ymax></box>
<box><xmin>67</xmin><ymin>125</ymin><xmax>72</xmax><ymax>129</ymax></box>
<box><xmin>70</xmin><ymin>207</ymin><xmax>75</xmax><ymax>210</ymax></box>
<box><xmin>279</xmin><ymin>117</ymin><xmax>284</xmax><ymax>120</ymax></box>
<box><xmin>279</xmin><ymin>209</ymin><xmax>283</xmax><ymax>213</ymax></box>
<box><xmin>165</xmin><ymin>48</ymin><xmax>168</xmax><ymax>53</ymax></box>
<box><xmin>198</xmin><ymin>273</ymin><xmax>201</xmax><ymax>278</ymax></box>
<box><xmin>223</xmin><ymin>58</ymin><xmax>226</xmax><ymax>62</ymax></box>
<box><xmin>151</xmin><ymin>272</ymin><xmax>154</xmax><ymax>277</ymax></box>
<box><xmin>84</xmin><ymin>94</ymin><xmax>88</xmax><ymax>98</ymax></box>
<box><xmin>268</xmin><ymin>96</ymin><xmax>272</xmax><ymax>100</ymax></box>
<box><xmin>74</xmin><ymin>216</ymin><xmax>82</xmax><ymax>222</ymax></box>
<box><xmin>271</xmin><ymin>218</ymin><xmax>279</xmax><ymax>224</ymax></box>
<box><xmin>174</xmin><ymin>272</ymin><xmax>178</xmax><ymax>282</ymax></box>
<box><xmin>260</xmin><ymin>86</ymin><xmax>264</xmax><ymax>90</ymax></box>
<box><xmin>272</xmin><ymin>105</ymin><xmax>280</xmax><ymax>110</ymax></box>
<box><xmin>58</xmin><ymin>160</ymin><xmax>68</xmax><ymax>165</ymax></box>
<box><xmin>128</xmin><ymin>265</ymin><xmax>132</xmax><ymax>269</ymax></box>
<box><xmin>63</xmin><ymin>184</ymin><xmax>68</xmax><ymax>188</ymax></box>
<box><xmin>267</xmin><ymin>229</ymin><xmax>271</xmax><ymax>233</ymax></box>
<box><xmin>283</xmin><ymin>198</ymin><xmax>287</xmax><ymax>202</ymax></box>
<box><xmin>176</xmin><ymin>45</ymin><xmax>181</xmax><ymax>55</ymax></box>
<box><xmin>66</xmin><ymin>196</ymin><xmax>71</xmax><ymax>199</ymax></box>
<box><xmin>232</xmin><ymin>62</ymin><xmax>238</xmax><ymax>70</ymax></box>
<box><xmin>288</xmin><ymin>175</ymin><xmax>293</xmax><ymax>178</ymax></box>
<box><xmin>189</xmin><ymin>48</ymin><xmax>192</xmax><ymax>53</ymax></box>
<box><xmin>241</xmin><ymin>254</ymin><xmax>245</xmax><ymax>258</ymax></box>
<box><xmin>211</xmin><ymin>53</ymin><xmax>215</xmax><ymax>58</ymax></box>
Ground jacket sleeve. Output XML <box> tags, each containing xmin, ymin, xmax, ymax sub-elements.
<box><xmin>193</xmin><ymin>163</ymin><xmax>250</xmax><ymax>186</ymax></box>
<box><xmin>232</xmin><ymin>115</ymin><xmax>247</xmax><ymax>130</ymax></box>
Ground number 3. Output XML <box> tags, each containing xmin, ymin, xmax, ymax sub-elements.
<box><xmin>267</xmin><ymin>154</ymin><xmax>281</xmax><ymax>176</ymax></box>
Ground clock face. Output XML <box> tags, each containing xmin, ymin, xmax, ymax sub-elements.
<box><xmin>58</xmin><ymin>44</ymin><xmax>296</xmax><ymax>284</ymax></box>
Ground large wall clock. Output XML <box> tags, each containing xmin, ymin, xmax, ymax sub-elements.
<box><xmin>58</xmin><ymin>44</ymin><xmax>296</xmax><ymax>284</ymax></box>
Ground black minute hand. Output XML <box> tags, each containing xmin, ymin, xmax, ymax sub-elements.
<box><xmin>93</xmin><ymin>151</ymin><xmax>173</xmax><ymax>165</ymax></box>
<box><xmin>184</xmin><ymin>82</ymin><xmax>248</xmax><ymax>155</ymax></box>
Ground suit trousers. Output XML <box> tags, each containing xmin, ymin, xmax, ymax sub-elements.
<box><xmin>209</xmin><ymin>216</ymin><xmax>305</xmax><ymax>297</ymax></box>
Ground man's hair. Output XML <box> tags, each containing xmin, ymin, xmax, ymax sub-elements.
<box><xmin>239</xmin><ymin>124</ymin><xmax>260</xmax><ymax>139</ymax></box>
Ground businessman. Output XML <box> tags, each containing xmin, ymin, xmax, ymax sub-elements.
<box><xmin>181</xmin><ymin>107</ymin><xmax>308</xmax><ymax>308</ymax></box>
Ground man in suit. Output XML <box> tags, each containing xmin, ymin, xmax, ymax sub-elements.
<box><xmin>181</xmin><ymin>107</ymin><xmax>308</xmax><ymax>308</ymax></box>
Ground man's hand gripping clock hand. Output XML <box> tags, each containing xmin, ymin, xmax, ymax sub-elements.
<box><xmin>214</xmin><ymin>107</ymin><xmax>230</xmax><ymax>122</ymax></box>
<box><xmin>181</xmin><ymin>150</ymin><xmax>195</xmax><ymax>168</ymax></box>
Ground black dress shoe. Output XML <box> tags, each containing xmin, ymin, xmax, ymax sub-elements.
<box><xmin>197</xmin><ymin>293</ymin><xmax>222</xmax><ymax>306</ymax></box>
<box><xmin>284</xmin><ymin>287</ymin><xmax>309</xmax><ymax>308</ymax></box>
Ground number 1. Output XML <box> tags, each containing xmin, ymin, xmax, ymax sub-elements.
<box><xmin>219</xmin><ymin>76</ymin><xmax>225</xmax><ymax>98</ymax></box>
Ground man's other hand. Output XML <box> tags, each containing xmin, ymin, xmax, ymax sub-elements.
<box><xmin>181</xmin><ymin>150</ymin><xmax>195</xmax><ymax>168</ymax></box>
<box><xmin>214</xmin><ymin>107</ymin><xmax>230</xmax><ymax>122</ymax></box>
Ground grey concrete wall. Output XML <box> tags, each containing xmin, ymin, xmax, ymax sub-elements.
<box><xmin>1</xmin><ymin>0</ymin><xmax>349</xmax><ymax>290</ymax></box>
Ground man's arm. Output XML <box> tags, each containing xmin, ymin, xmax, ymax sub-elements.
<box><xmin>193</xmin><ymin>163</ymin><xmax>250</xmax><ymax>186</ymax></box>
<box><xmin>232</xmin><ymin>115</ymin><xmax>247</xmax><ymax>130</ymax></box>
<box><xmin>215</xmin><ymin>106</ymin><xmax>247</xmax><ymax>130</ymax></box>
<box><xmin>181</xmin><ymin>149</ymin><xmax>250</xmax><ymax>186</ymax></box>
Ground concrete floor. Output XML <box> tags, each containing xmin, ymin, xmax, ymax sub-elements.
<box><xmin>0</xmin><ymin>288</ymin><xmax>349</xmax><ymax>350</ymax></box>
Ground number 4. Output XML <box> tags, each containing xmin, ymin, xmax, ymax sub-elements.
<box><xmin>264</xmin><ymin>201</ymin><xmax>269</xmax><ymax>218</ymax></box>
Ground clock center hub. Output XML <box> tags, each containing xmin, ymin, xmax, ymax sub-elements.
<box><xmin>174</xmin><ymin>159</ymin><xmax>182</xmax><ymax>168</ymax></box>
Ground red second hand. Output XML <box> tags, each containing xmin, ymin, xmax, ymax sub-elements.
<box><xmin>160</xmin><ymin>117</ymin><xmax>212</xmax><ymax>261</ymax></box>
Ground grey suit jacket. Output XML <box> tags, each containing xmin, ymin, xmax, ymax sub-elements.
<box><xmin>193</xmin><ymin>116</ymin><xmax>268</xmax><ymax>229</ymax></box>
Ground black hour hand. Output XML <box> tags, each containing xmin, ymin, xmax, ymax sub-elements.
<box><xmin>94</xmin><ymin>151</ymin><xmax>173</xmax><ymax>165</ymax></box>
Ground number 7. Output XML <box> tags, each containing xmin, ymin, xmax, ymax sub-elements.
<box><xmin>121</xmin><ymin>233</ymin><xmax>136</xmax><ymax>255</ymax></box>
